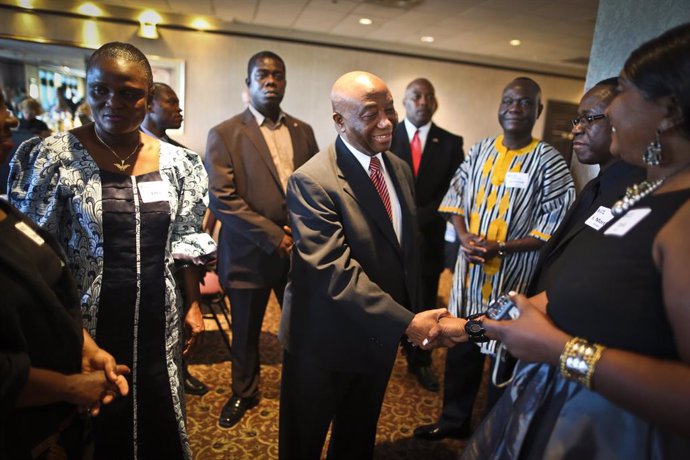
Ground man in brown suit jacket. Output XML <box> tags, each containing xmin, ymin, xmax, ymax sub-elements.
<box><xmin>205</xmin><ymin>51</ymin><xmax>319</xmax><ymax>428</ymax></box>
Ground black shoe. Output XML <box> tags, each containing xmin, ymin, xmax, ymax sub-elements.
<box><xmin>413</xmin><ymin>423</ymin><xmax>471</xmax><ymax>441</ymax></box>
<box><xmin>218</xmin><ymin>395</ymin><xmax>259</xmax><ymax>428</ymax></box>
<box><xmin>184</xmin><ymin>369</ymin><xmax>209</xmax><ymax>396</ymax></box>
<box><xmin>410</xmin><ymin>365</ymin><xmax>440</xmax><ymax>392</ymax></box>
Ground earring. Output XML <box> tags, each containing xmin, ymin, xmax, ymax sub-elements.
<box><xmin>643</xmin><ymin>129</ymin><xmax>662</xmax><ymax>166</ymax></box>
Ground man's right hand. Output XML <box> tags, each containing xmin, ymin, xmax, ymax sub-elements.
<box><xmin>276</xmin><ymin>231</ymin><xmax>293</xmax><ymax>258</ymax></box>
<box><xmin>405</xmin><ymin>308</ymin><xmax>449</xmax><ymax>346</ymax></box>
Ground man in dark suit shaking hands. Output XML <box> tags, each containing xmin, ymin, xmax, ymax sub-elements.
<box><xmin>205</xmin><ymin>51</ymin><xmax>319</xmax><ymax>428</ymax></box>
<box><xmin>391</xmin><ymin>78</ymin><xmax>464</xmax><ymax>392</ymax></box>
<box><xmin>278</xmin><ymin>71</ymin><xmax>448</xmax><ymax>460</ymax></box>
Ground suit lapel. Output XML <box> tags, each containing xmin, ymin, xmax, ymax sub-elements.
<box><xmin>393</xmin><ymin>124</ymin><xmax>413</xmax><ymax>166</ymax></box>
<box><xmin>241</xmin><ymin>109</ymin><xmax>283</xmax><ymax>192</ymax></box>
<box><xmin>333</xmin><ymin>138</ymin><xmax>400</xmax><ymax>252</ymax></box>
<box><xmin>383</xmin><ymin>151</ymin><xmax>416</xmax><ymax>248</ymax></box>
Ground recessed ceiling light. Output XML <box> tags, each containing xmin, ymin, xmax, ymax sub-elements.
<box><xmin>421</xmin><ymin>36</ymin><xmax>434</xmax><ymax>43</ymax></box>
<box><xmin>509</xmin><ymin>39</ymin><xmax>521</xmax><ymax>46</ymax></box>
<box><xmin>359</xmin><ymin>18</ymin><xmax>373</xmax><ymax>25</ymax></box>
<box><xmin>77</xmin><ymin>2</ymin><xmax>104</xmax><ymax>17</ymax></box>
<box><xmin>191</xmin><ymin>18</ymin><xmax>212</xmax><ymax>30</ymax></box>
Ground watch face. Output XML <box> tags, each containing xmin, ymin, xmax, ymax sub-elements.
<box><xmin>465</xmin><ymin>319</ymin><xmax>485</xmax><ymax>336</ymax></box>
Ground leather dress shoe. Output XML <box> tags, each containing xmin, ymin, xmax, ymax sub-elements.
<box><xmin>218</xmin><ymin>395</ymin><xmax>259</xmax><ymax>428</ymax></box>
<box><xmin>410</xmin><ymin>365</ymin><xmax>440</xmax><ymax>392</ymax></box>
<box><xmin>413</xmin><ymin>423</ymin><xmax>471</xmax><ymax>441</ymax></box>
<box><xmin>184</xmin><ymin>369</ymin><xmax>209</xmax><ymax>396</ymax></box>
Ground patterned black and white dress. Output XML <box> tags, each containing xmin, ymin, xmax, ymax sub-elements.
<box><xmin>9</xmin><ymin>132</ymin><xmax>216</xmax><ymax>459</ymax></box>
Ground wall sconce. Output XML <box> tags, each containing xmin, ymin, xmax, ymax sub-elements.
<box><xmin>138</xmin><ymin>10</ymin><xmax>161</xmax><ymax>39</ymax></box>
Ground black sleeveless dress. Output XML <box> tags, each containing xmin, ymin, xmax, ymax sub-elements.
<box><xmin>461</xmin><ymin>189</ymin><xmax>690</xmax><ymax>460</ymax></box>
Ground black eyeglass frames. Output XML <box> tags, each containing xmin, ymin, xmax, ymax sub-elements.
<box><xmin>571</xmin><ymin>113</ymin><xmax>606</xmax><ymax>127</ymax></box>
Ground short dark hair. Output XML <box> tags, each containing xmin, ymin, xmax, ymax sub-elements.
<box><xmin>86</xmin><ymin>42</ymin><xmax>153</xmax><ymax>87</ymax></box>
<box><xmin>624</xmin><ymin>22</ymin><xmax>690</xmax><ymax>137</ymax></box>
<box><xmin>247</xmin><ymin>51</ymin><xmax>285</xmax><ymax>77</ymax></box>
<box><xmin>152</xmin><ymin>82</ymin><xmax>175</xmax><ymax>100</ymax></box>
<box><xmin>595</xmin><ymin>77</ymin><xmax>618</xmax><ymax>89</ymax></box>
<box><xmin>512</xmin><ymin>76</ymin><xmax>542</xmax><ymax>96</ymax></box>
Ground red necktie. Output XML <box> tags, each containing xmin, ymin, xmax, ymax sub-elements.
<box><xmin>410</xmin><ymin>130</ymin><xmax>422</xmax><ymax>176</ymax></box>
<box><xmin>369</xmin><ymin>156</ymin><xmax>392</xmax><ymax>221</ymax></box>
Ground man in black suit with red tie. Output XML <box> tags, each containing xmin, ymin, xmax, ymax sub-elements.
<box><xmin>390</xmin><ymin>78</ymin><xmax>464</xmax><ymax>392</ymax></box>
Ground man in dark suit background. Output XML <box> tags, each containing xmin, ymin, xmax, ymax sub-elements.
<box><xmin>278</xmin><ymin>71</ymin><xmax>447</xmax><ymax>460</ymax></box>
<box><xmin>205</xmin><ymin>51</ymin><xmax>319</xmax><ymax>428</ymax></box>
<box><xmin>390</xmin><ymin>78</ymin><xmax>464</xmax><ymax>392</ymax></box>
<box><xmin>142</xmin><ymin>81</ymin><xmax>210</xmax><ymax>397</ymax></box>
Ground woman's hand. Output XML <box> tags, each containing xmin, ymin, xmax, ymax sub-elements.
<box><xmin>424</xmin><ymin>316</ymin><xmax>469</xmax><ymax>349</ymax></box>
<box><xmin>66</xmin><ymin>369</ymin><xmax>129</xmax><ymax>416</ymax></box>
<box><xmin>483</xmin><ymin>293</ymin><xmax>570</xmax><ymax>365</ymax></box>
<box><xmin>81</xmin><ymin>330</ymin><xmax>130</xmax><ymax>398</ymax></box>
<box><xmin>183</xmin><ymin>301</ymin><xmax>204</xmax><ymax>355</ymax></box>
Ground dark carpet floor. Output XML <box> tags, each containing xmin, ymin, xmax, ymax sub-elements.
<box><xmin>185</xmin><ymin>270</ymin><xmax>489</xmax><ymax>459</ymax></box>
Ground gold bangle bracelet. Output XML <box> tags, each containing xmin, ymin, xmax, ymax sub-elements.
<box><xmin>559</xmin><ymin>337</ymin><xmax>606</xmax><ymax>389</ymax></box>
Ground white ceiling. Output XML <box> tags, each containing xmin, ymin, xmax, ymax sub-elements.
<box><xmin>102</xmin><ymin>0</ymin><xmax>598</xmax><ymax>76</ymax></box>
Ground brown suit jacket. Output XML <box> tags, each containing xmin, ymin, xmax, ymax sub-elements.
<box><xmin>204</xmin><ymin>108</ymin><xmax>319</xmax><ymax>289</ymax></box>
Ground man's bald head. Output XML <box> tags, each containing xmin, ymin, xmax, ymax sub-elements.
<box><xmin>498</xmin><ymin>77</ymin><xmax>544</xmax><ymax>138</ymax></box>
<box><xmin>331</xmin><ymin>71</ymin><xmax>397</xmax><ymax>156</ymax></box>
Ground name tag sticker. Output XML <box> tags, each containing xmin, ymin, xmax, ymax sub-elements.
<box><xmin>585</xmin><ymin>206</ymin><xmax>614</xmax><ymax>230</ymax></box>
<box><xmin>504</xmin><ymin>172</ymin><xmax>529</xmax><ymax>189</ymax></box>
<box><xmin>138</xmin><ymin>181</ymin><xmax>169</xmax><ymax>203</ymax></box>
<box><xmin>604</xmin><ymin>208</ymin><xmax>651</xmax><ymax>237</ymax></box>
<box><xmin>15</xmin><ymin>221</ymin><xmax>45</xmax><ymax>246</ymax></box>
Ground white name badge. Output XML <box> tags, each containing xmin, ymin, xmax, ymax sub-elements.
<box><xmin>138</xmin><ymin>181</ymin><xmax>169</xmax><ymax>203</ymax></box>
<box><xmin>504</xmin><ymin>172</ymin><xmax>529</xmax><ymax>189</ymax></box>
<box><xmin>604</xmin><ymin>208</ymin><xmax>651</xmax><ymax>237</ymax></box>
<box><xmin>15</xmin><ymin>221</ymin><xmax>45</xmax><ymax>246</ymax></box>
<box><xmin>584</xmin><ymin>206</ymin><xmax>614</xmax><ymax>230</ymax></box>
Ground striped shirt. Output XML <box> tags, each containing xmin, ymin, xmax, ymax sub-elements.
<box><xmin>440</xmin><ymin>135</ymin><xmax>574</xmax><ymax>326</ymax></box>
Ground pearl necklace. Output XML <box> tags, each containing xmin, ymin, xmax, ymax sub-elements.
<box><xmin>94</xmin><ymin>126</ymin><xmax>142</xmax><ymax>172</ymax></box>
<box><xmin>611</xmin><ymin>177</ymin><xmax>666</xmax><ymax>216</ymax></box>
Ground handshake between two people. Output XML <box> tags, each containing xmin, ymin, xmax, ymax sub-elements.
<box><xmin>404</xmin><ymin>308</ymin><xmax>470</xmax><ymax>350</ymax></box>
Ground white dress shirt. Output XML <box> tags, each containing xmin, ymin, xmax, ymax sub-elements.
<box><xmin>339</xmin><ymin>136</ymin><xmax>403</xmax><ymax>243</ymax></box>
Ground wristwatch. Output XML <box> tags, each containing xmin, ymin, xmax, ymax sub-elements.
<box><xmin>497</xmin><ymin>241</ymin><xmax>507</xmax><ymax>258</ymax></box>
<box><xmin>464</xmin><ymin>318</ymin><xmax>489</xmax><ymax>343</ymax></box>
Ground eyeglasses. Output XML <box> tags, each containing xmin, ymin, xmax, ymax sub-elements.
<box><xmin>571</xmin><ymin>113</ymin><xmax>606</xmax><ymax>127</ymax></box>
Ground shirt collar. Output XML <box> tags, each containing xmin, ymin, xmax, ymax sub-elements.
<box><xmin>248</xmin><ymin>104</ymin><xmax>286</xmax><ymax>128</ymax></box>
<box><xmin>339</xmin><ymin>135</ymin><xmax>385</xmax><ymax>173</ymax></box>
<box><xmin>140</xmin><ymin>124</ymin><xmax>160</xmax><ymax>140</ymax></box>
<box><xmin>403</xmin><ymin>118</ymin><xmax>431</xmax><ymax>140</ymax></box>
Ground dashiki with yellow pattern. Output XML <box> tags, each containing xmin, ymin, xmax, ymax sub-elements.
<box><xmin>439</xmin><ymin>135</ymin><xmax>574</xmax><ymax>329</ymax></box>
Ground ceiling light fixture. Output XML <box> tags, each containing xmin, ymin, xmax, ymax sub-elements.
<box><xmin>509</xmin><ymin>39</ymin><xmax>521</xmax><ymax>46</ymax></box>
<box><xmin>138</xmin><ymin>10</ymin><xmax>162</xmax><ymax>39</ymax></box>
<box><xmin>77</xmin><ymin>2</ymin><xmax>104</xmax><ymax>17</ymax></box>
<box><xmin>421</xmin><ymin>36</ymin><xmax>434</xmax><ymax>43</ymax></box>
<box><xmin>191</xmin><ymin>18</ymin><xmax>212</xmax><ymax>30</ymax></box>
<box><xmin>18</xmin><ymin>0</ymin><xmax>35</xmax><ymax>8</ymax></box>
<box><xmin>359</xmin><ymin>18</ymin><xmax>373</xmax><ymax>25</ymax></box>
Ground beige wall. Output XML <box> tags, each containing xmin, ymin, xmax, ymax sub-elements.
<box><xmin>4</xmin><ymin>10</ymin><xmax>584</xmax><ymax>157</ymax></box>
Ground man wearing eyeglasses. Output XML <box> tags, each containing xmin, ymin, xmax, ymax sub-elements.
<box><xmin>527</xmin><ymin>77</ymin><xmax>646</xmax><ymax>294</ymax></box>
